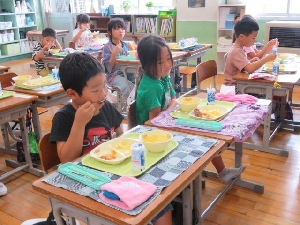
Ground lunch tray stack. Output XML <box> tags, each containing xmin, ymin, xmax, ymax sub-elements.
<box><xmin>175</xmin><ymin>118</ymin><xmax>223</xmax><ymax>131</ymax></box>
<box><xmin>58</xmin><ymin>162</ymin><xmax>111</xmax><ymax>190</ymax></box>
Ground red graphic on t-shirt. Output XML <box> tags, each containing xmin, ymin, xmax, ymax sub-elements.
<box><xmin>82</xmin><ymin>127</ymin><xmax>113</xmax><ymax>154</ymax></box>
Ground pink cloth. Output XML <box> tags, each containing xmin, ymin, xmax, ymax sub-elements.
<box><xmin>216</xmin><ymin>93</ymin><xmax>258</xmax><ymax>104</ymax></box>
<box><xmin>99</xmin><ymin>176</ymin><xmax>157</xmax><ymax>210</ymax></box>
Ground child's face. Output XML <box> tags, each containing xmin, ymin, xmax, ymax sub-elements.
<box><xmin>76</xmin><ymin>73</ymin><xmax>107</xmax><ymax>115</ymax></box>
<box><xmin>111</xmin><ymin>27</ymin><xmax>125</xmax><ymax>40</ymax></box>
<box><xmin>79</xmin><ymin>22</ymin><xmax>89</xmax><ymax>29</ymax></box>
<box><xmin>241</xmin><ymin>31</ymin><xmax>258</xmax><ymax>47</ymax></box>
<box><xmin>41</xmin><ymin>36</ymin><xmax>55</xmax><ymax>47</ymax></box>
<box><xmin>156</xmin><ymin>47</ymin><xmax>172</xmax><ymax>77</ymax></box>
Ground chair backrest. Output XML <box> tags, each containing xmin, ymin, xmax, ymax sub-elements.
<box><xmin>196</xmin><ymin>60</ymin><xmax>217</xmax><ymax>93</ymax></box>
<box><xmin>38</xmin><ymin>133</ymin><xmax>60</xmax><ymax>173</ymax></box>
<box><xmin>0</xmin><ymin>72</ymin><xmax>17</xmax><ymax>88</ymax></box>
<box><xmin>127</xmin><ymin>100</ymin><xmax>137</xmax><ymax>129</ymax></box>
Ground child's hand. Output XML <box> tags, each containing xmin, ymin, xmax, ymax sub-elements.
<box><xmin>265</xmin><ymin>39</ymin><xmax>279</xmax><ymax>52</ymax></box>
<box><xmin>43</xmin><ymin>42</ymin><xmax>53</xmax><ymax>51</ymax></box>
<box><xmin>264</xmin><ymin>53</ymin><xmax>277</xmax><ymax>62</ymax></box>
<box><xmin>250</xmin><ymin>57</ymin><xmax>259</xmax><ymax>62</ymax></box>
<box><xmin>75</xmin><ymin>101</ymin><xmax>95</xmax><ymax>126</ymax></box>
<box><xmin>80</xmin><ymin>24</ymin><xmax>89</xmax><ymax>32</ymax></box>
<box><xmin>112</xmin><ymin>45</ymin><xmax>122</xmax><ymax>55</ymax></box>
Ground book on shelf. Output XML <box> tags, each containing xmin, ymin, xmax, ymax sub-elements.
<box><xmin>160</xmin><ymin>16</ymin><xmax>174</xmax><ymax>36</ymax></box>
<box><xmin>135</xmin><ymin>17</ymin><xmax>157</xmax><ymax>33</ymax></box>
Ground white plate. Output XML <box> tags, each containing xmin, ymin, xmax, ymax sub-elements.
<box><xmin>189</xmin><ymin>105</ymin><xmax>228</xmax><ymax>121</ymax></box>
<box><xmin>90</xmin><ymin>145</ymin><xmax>126</xmax><ymax>165</ymax></box>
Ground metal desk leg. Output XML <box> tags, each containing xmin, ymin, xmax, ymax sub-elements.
<box><xmin>193</xmin><ymin>175</ymin><xmax>202</xmax><ymax>225</ymax></box>
<box><xmin>31</xmin><ymin>102</ymin><xmax>42</xmax><ymax>140</ymax></box>
<box><xmin>0</xmin><ymin>123</ymin><xmax>16</xmax><ymax>154</ymax></box>
<box><xmin>182</xmin><ymin>184</ymin><xmax>193</xmax><ymax>225</ymax></box>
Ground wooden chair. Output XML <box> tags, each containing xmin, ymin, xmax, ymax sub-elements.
<box><xmin>179</xmin><ymin>65</ymin><xmax>196</xmax><ymax>93</ymax></box>
<box><xmin>38</xmin><ymin>133</ymin><xmax>60</xmax><ymax>173</ymax></box>
<box><xmin>0</xmin><ymin>72</ymin><xmax>17</xmax><ymax>87</ymax></box>
<box><xmin>181</xmin><ymin>60</ymin><xmax>217</xmax><ymax>97</ymax></box>
<box><xmin>127</xmin><ymin>100</ymin><xmax>137</xmax><ymax>129</ymax></box>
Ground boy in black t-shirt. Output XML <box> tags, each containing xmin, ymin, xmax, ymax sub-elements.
<box><xmin>50</xmin><ymin>52</ymin><xmax>124</xmax><ymax>163</ymax></box>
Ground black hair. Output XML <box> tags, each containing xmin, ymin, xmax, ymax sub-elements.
<box><xmin>75</xmin><ymin>14</ymin><xmax>90</xmax><ymax>29</ymax></box>
<box><xmin>107</xmin><ymin>18</ymin><xmax>126</xmax><ymax>39</ymax></box>
<box><xmin>42</xmin><ymin>28</ymin><xmax>57</xmax><ymax>39</ymax></box>
<box><xmin>234</xmin><ymin>14</ymin><xmax>259</xmax><ymax>39</ymax></box>
<box><xmin>59</xmin><ymin>52</ymin><xmax>105</xmax><ymax>96</ymax></box>
<box><xmin>137</xmin><ymin>34</ymin><xmax>173</xmax><ymax>79</ymax></box>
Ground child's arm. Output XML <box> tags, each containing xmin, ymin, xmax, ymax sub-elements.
<box><xmin>149</xmin><ymin>107</ymin><xmax>161</xmax><ymax>120</ymax></box>
<box><xmin>165</xmin><ymin>97</ymin><xmax>177</xmax><ymax>111</ymax></box>
<box><xmin>244</xmin><ymin>53</ymin><xmax>277</xmax><ymax>73</ymax></box>
<box><xmin>56</xmin><ymin>102</ymin><xmax>96</xmax><ymax>163</ymax></box>
<box><xmin>254</xmin><ymin>39</ymin><xmax>278</xmax><ymax>59</ymax></box>
<box><xmin>109</xmin><ymin>45</ymin><xmax>122</xmax><ymax>68</ymax></box>
<box><xmin>33</xmin><ymin>43</ymin><xmax>52</xmax><ymax>61</ymax></box>
<box><xmin>72</xmin><ymin>25</ymin><xmax>88</xmax><ymax>44</ymax></box>
<box><xmin>55</xmin><ymin>39</ymin><xmax>62</xmax><ymax>50</ymax></box>
<box><xmin>115</xmin><ymin>127</ymin><xmax>123</xmax><ymax>137</ymax></box>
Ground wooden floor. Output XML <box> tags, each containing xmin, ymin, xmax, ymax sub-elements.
<box><xmin>1</xmin><ymin>58</ymin><xmax>300</xmax><ymax>225</ymax></box>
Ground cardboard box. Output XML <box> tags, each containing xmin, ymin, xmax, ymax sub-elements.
<box><xmin>1</xmin><ymin>43</ymin><xmax>21</xmax><ymax>55</ymax></box>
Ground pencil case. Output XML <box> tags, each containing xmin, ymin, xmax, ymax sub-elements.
<box><xmin>175</xmin><ymin>118</ymin><xmax>223</xmax><ymax>131</ymax></box>
<box><xmin>58</xmin><ymin>162</ymin><xmax>111</xmax><ymax>190</ymax></box>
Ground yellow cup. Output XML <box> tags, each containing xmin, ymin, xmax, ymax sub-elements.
<box><xmin>129</xmin><ymin>50</ymin><xmax>137</xmax><ymax>57</ymax></box>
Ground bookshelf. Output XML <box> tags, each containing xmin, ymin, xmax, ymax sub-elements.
<box><xmin>217</xmin><ymin>3</ymin><xmax>245</xmax><ymax>73</ymax></box>
<box><xmin>110</xmin><ymin>10</ymin><xmax>176</xmax><ymax>42</ymax></box>
<box><xmin>87</xmin><ymin>13</ymin><xmax>110</xmax><ymax>33</ymax></box>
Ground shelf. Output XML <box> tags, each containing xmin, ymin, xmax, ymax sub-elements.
<box><xmin>0</xmin><ymin>40</ymin><xmax>20</xmax><ymax>45</ymax></box>
<box><xmin>219</xmin><ymin>4</ymin><xmax>246</xmax><ymax>7</ymax></box>
<box><xmin>0</xmin><ymin>51</ymin><xmax>32</xmax><ymax>58</ymax></box>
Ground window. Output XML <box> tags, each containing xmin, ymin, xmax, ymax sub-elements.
<box><xmin>243</xmin><ymin>0</ymin><xmax>300</xmax><ymax>19</ymax></box>
<box><xmin>102</xmin><ymin>0</ymin><xmax>174</xmax><ymax>14</ymax></box>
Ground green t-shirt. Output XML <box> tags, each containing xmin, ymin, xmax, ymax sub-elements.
<box><xmin>136</xmin><ymin>74</ymin><xmax>176</xmax><ymax>125</ymax></box>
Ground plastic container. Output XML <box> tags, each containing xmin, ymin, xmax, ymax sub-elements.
<box><xmin>207</xmin><ymin>87</ymin><xmax>216</xmax><ymax>105</ymax></box>
<box><xmin>131</xmin><ymin>143</ymin><xmax>145</xmax><ymax>172</ymax></box>
<box><xmin>272</xmin><ymin>62</ymin><xmax>279</xmax><ymax>75</ymax></box>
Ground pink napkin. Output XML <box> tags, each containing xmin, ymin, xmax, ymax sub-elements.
<box><xmin>216</xmin><ymin>93</ymin><xmax>258</xmax><ymax>104</ymax></box>
<box><xmin>99</xmin><ymin>176</ymin><xmax>157</xmax><ymax>210</ymax></box>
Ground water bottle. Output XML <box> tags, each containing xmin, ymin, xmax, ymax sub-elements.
<box><xmin>207</xmin><ymin>86</ymin><xmax>216</xmax><ymax>105</ymax></box>
<box><xmin>272</xmin><ymin>38</ymin><xmax>278</xmax><ymax>54</ymax></box>
<box><xmin>0</xmin><ymin>82</ymin><xmax>3</xmax><ymax>96</ymax></box>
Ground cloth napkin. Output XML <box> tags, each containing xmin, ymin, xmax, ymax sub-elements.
<box><xmin>216</xmin><ymin>93</ymin><xmax>258</xmax><ymax>104</ymax></box>
<box><xmin>99</xmin><ymin>176</ymin><xmax>157</xmax><ymax>210</ymax></box>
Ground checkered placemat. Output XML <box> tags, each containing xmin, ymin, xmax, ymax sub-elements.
<box><xmin>43</xmin><ymin>125</ymin><xmax>218</xmax><ymax>215</ymax></box>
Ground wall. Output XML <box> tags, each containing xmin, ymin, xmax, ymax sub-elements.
<box><xmin>176</xmin><ymin>1</ymin><xmax>268</xmax><ymax>65</ymax></box>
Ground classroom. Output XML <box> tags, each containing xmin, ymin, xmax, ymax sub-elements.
<box><xmin>0</xmin><ymin>0</ymin><xmax>300</xmax><ymax>224</ymax></box>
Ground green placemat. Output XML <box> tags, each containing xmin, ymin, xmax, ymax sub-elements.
<box><xmin>0</xmin><ymin>90</ymin><xmax>15</xmax><ymax>99</ymax></box>
<box><xmin>82</xmin><ymin>133</ymin><xmax>178</xmax><ymax>177</ymax></box>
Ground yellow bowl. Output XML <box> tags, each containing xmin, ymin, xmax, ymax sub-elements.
<box><xmin>12</xmin><ymin>75</ymin><xmax>32</xmax><ymax>86</ymax></box>
<box><xmin>177</xmin><ymin>97</ymin><xmax>201</xmax><ymax>112</ymax></box>
<box><xmin>139</xmin><ymin>130</ymin><xmax>173</xmax><ymax>153</ymax></box>
<box><xmin>49</xmin><ymin>48</ymin><xmax>60</xmax><ymax>54</ymax></box>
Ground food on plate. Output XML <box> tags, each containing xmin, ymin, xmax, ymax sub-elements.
<box><xmin>141</xmin><ymin>132</ymin><xmax>172</xmax><ymax>143</ymax></box>
<box><xmin>24</xmin><ymin>77</ymin><xmax>55</xmax><ymax>86</ymax></box>
<box><xmin>99</xmin><ymin>149</ymin><xmax>117</xmax><ymax>160</ymax></box>
<box><xmin>193</xmin><ymin>106</ymin><xmax>226</xmax><ymax>119</ymax></box>
<box><xmin>181</xmin><ymin>97</ymin><xmax>199</xmax><ymax>104</ymax></box>
<box><xmin>113</xmin><ymin>141</ymin><xmax>131</xmax><ymax>156</ymax></box>
<box><xmin>177</xmin><ymin>96</ymin><xmax>201</xmax><ymax>112</ymax></box>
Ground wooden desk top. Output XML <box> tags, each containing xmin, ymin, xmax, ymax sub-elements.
<box><xmin>4</xmin><ymin>85</ymin><xmax>64</xmax><ymax>98</ymax></box>
<box><xmin>27</xmin><ymin>30</ymin><xmax>69</xmax><ymax>37</ymax></box>
<box><xmin>33</xmin><ymin>140</ymin><xmax>226</xmax><ymax>225</ymax></box>
<box><xmin>0</xmin><ymin>93</ymin><xmax>38</xmax><ymax>112</ymax></box>
<box><xmin>41</xmin><ymin>50</ymin><xmax>102</xmax><ymax>61</ymax></box>
<box><xmin>234</xmin><ymin>71</ymin><xmax>300</xmax><ymax>85</ymax></box>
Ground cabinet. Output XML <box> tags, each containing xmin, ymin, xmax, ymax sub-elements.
<box><xmin>87</xmin><ymin>13</ymin><xmax>110</xmax><ymax>33</ymax></box>
<box><xmin>217</xmin><ymin>3</ymin><xmax>245</xmax><ymax>73</ymax></box>
<box><xmin>0</xmin><ymin>0</ymin><xmax>38</xmax><ymax>60</ymax></box>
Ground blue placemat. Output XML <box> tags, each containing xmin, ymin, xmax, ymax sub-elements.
<box><xmin>43</xmin><ymin>125</ymin><xmax>218</xmax><ymax>215</ymax></box>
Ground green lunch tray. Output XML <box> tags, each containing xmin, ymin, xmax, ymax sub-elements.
<box><xmin>82</xmin><ymin>133</ymin><xmax>179</xmax><ymax>177</ymax></box>
<box><xmin>58</xmin><ymin>162</ymin><xmax>111</xmax><ymax>190</ymax></box>
<box><xmin>0</xmin><ymin>90</ymin><xmax>15</xmax><ymax>99</ymax></box>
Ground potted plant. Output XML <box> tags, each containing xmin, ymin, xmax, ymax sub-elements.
<box><xmin>145</xmin><ymin>1</ymin><xmax>154</xmax><ymax>12</ymax></box>
<box><xmin>120</xmin><ymin>0</ymin><xmax>132</xmax><ymax>13</ymax></box>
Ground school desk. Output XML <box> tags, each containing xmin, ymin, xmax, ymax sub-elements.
<box><xmin>27</xmin><ymin>30</ymin><xmax>70</xmax><ymax>48</ymax></box>
<box><xmin>32</xmin><ymin>127</ymin><xmax>227</xmax><ymax>225</ymax></box>
<box><xmin>0</xmin><ymin>93</ymin><xmax>45</xmax><ymax>179</ymax></box>
<box><xmin>233</xmin><ymin>71</ymin><xmax>300</xmax><ymax>157</ymax></box>
<box><xmin>40</xmin><ymin>49</ymin><xmax>102</xmax><ymax>74</ymax></box>
<box><xmin>145</xmin><ymin>97</ymin><xmax>271</xmax><ymax>221</ymax></box>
